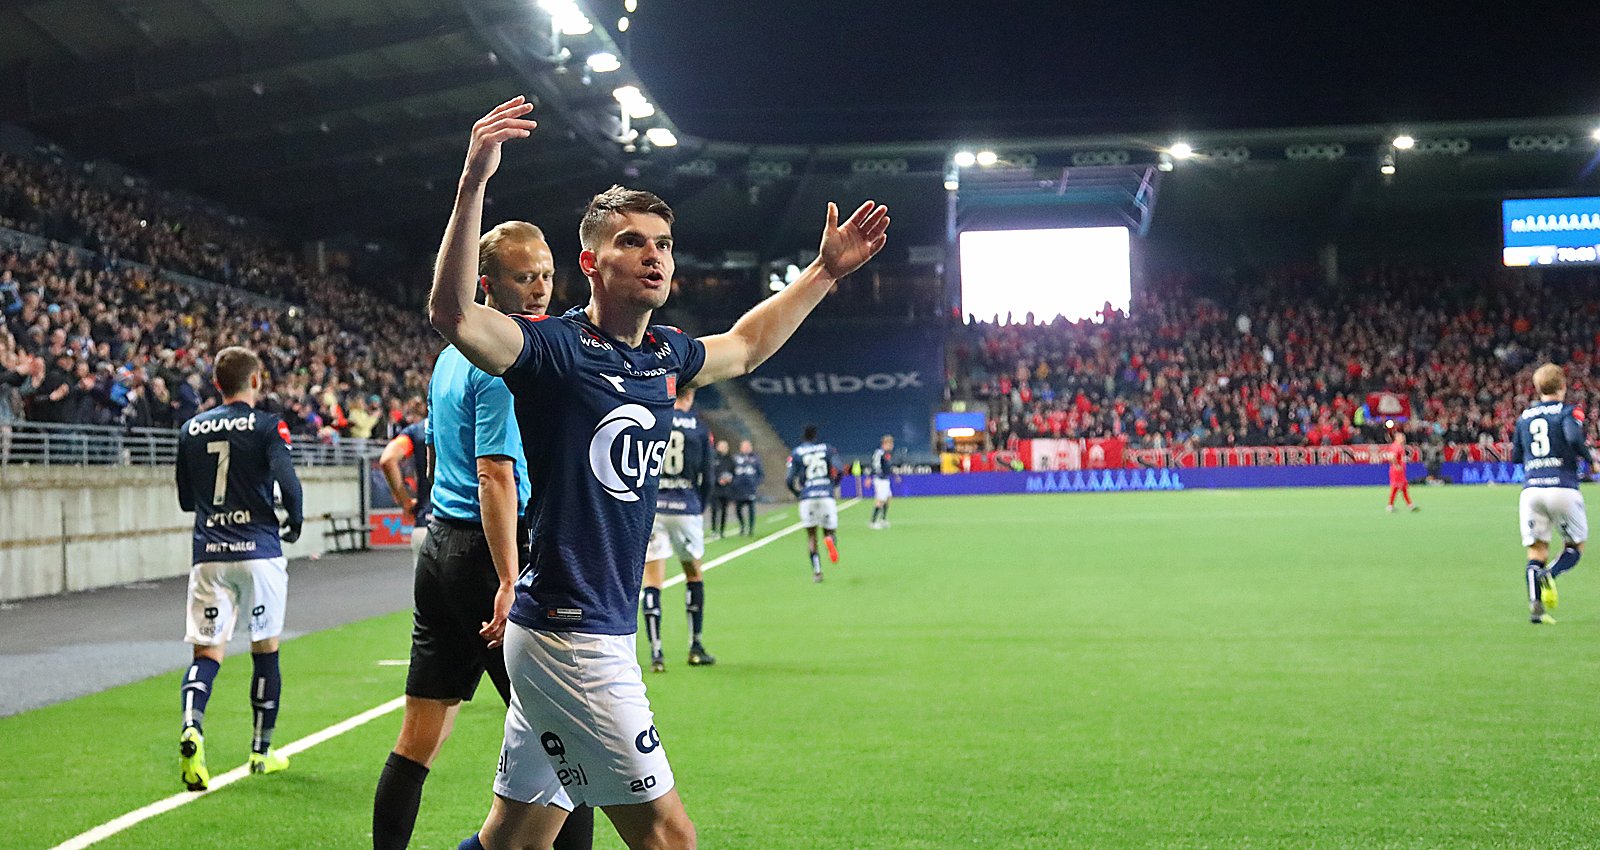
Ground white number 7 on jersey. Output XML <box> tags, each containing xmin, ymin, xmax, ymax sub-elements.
<box><xmin>206</xmin><ymin>440</ymin><xmax>231</xmax><ymax>506</ymax></box>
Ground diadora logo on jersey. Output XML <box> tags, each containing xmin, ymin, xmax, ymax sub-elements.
<box><xmin>602</xmin><ymin>374</ymin><xmax>626</xmax><ymax>393</ymax></box>
<box><xmin>188</xmin><ymin>412</ymin><xmax>256</xmax><ymax>435</ymax></box>
<box><xmin>589</xmin><ymin>404</ymin><xmax>668</xmax><ymax>502</ymax></box>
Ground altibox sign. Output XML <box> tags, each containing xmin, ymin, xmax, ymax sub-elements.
<box><xmin>743</xmin><ymin>325</ymin><xmax>944</xmax><ymax>457</ymax></box>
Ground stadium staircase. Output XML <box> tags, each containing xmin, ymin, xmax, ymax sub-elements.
<box><xmin>657</xmin><ymin>310</ymin><xmax>797</xmax><ymax>504</ymax></box>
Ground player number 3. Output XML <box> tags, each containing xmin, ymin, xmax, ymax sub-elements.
<box><xmin>1530</xmin><ymin>418</ymin><xmax>1551</xmax><ymax>458</ymax></box>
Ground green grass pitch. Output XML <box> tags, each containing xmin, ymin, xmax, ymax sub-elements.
<box><xmin>5</xmin><ymin>486</ymin><xmax>1599</xmax><ymax>849</ymax></box>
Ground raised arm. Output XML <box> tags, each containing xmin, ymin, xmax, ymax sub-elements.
<box><xmin>427</xmin><ymin>97</ymin><xmax>539</xmax><ymax>376</ymax></box>
<box><xmin>692</xmin><ymin>201</ymin><xmax>890</xmax><ymax>386</ymax></box>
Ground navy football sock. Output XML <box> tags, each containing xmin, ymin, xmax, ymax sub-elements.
<box><xmin>642</xmin><ymin>586</ymin><xmax>663</xmax><ymax>658</ymax></box>
<box><xmin>1550</xmin><ymin>546</ymin><xmax>1582</xmax><ymax>579</ymax></box>
<box><xmin>1527</xmin><ymin>559</ymin><xmax>1547</xmax><ymax>603</ymax></box>
<box><xmin>810</xmin><ymin>552</ymin><xmax>822</xmax><ymax>575</ymax></box>
<box><xmin>871</xmin><ymin>505</ymin><xmax>881</xmax><ymax>523</ymax></box>
<box><xmin>880</xmin><ymin>502</ymin><xmax>889</xmax><ymax>519</ymax></box>
<box><xmin>250</xmin><ymin>651</ymin><xmax>281</xmax><ymax>754</ymax></box>
<box><xmin>180</xmin><ymin>656</ymin><xmax>221</xmax><ymax>733</ymax></box>
<box><xmin>457</xmin><ymin>833</ymin><xmax>486</xmax><ymax>850</ymax></box>
<box><xmin>685</xmin><ymin>581</ymin><xmax>705</xmax><ymax>646</ymax></box>
<box><xmin>373</xmin><ymin>751</ymin><xmax>429</xmax><ymax>850</ymax></box>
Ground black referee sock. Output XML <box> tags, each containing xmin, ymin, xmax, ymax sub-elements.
<box><xmin>685</xmin><ymin>581</ymin><xmax>705</xmax><ymax>646</ymax></box>
<box><xmin>373</xmin><ymin>751</ymin><xmax>429</xmax><ymax>850</ymax></box>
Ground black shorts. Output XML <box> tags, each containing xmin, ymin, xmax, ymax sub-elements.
<box><xmin>406</xmin><ymin>517</ymin><xmax>511</xmax><ymax>703</ymax></box>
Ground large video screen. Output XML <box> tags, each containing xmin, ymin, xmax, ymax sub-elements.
<box><xmin>960</xmin><ymin>227</ymin><xmax>1130</xmax><ymax>323</ymax></box>
<box><xmin>1503</xmin><ymin>196</ymin><xmax>1600</xmax><ymax>267</ymax></box>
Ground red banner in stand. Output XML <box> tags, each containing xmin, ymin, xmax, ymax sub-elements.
<box><xmin>1366</xmin><ymin>391</ymin><xmax>1412</xmax><ymax>421</ymax></box>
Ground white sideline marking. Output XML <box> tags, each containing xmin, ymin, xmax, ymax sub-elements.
<box><xmin>663</xmin><ymin>499</ymin><xmax>858</xmax><ymax>589</ymax></box>
<box><xmin>50</xmin><ymin>696</ymin><xmax>406</xmax><ymax>850</ymax></box>
<box><xmin>376</xmin><ymin>659</ymin><xmax>410</xmax><ymax>667</ymax></box>
<box><xmin>53</xmin><ymin>499</ymin><xmax>858</xmax><ymax>848</ymax></box>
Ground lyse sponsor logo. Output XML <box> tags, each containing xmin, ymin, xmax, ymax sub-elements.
<box><xmin>588</xmin><ymin>404</ymin><xmax>667</xmax><ymax>503</ymax></box>
<box><xmin>204</xmin><ymin>509</ymin><xmax>253</xmax><ymax>528</ymax></box>
<box><xmin>748</xmin><ymin>372</ymin><xmax>922</xmax><ymax>395</ymax></box>
<box><xmin>187</xmin><ymin>413</ymin><xmax>256</xmax><ymax>436</ymax></box>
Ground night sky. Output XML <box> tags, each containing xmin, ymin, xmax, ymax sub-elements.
<box><xmin>617</xmin><ymin>1</ymin><xmax>1600</xmax><ymax>144</ymax></box>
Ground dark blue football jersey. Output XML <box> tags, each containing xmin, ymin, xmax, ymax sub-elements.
<box><xmin>1513</xmin><ymin>401</ymin><xmax>1592</xmax><ymax>489</ymax></box>
<box><xmin>656</xmin><ymin>407</ymin><xmax>712</xmax><ymax>516</ymax></box>
<box><xmin>731</xmin><ymin>451</ymin><xmax>763</xmax><ymax>500</ymax></box>
<box><xmin>788</xmin><ymin>441</ymin><xmax>842</xmax><ymax>499</ymax></box>
<box><xmin>499</xmin><ymin>308</ymin><xmax>706</xmax><ymax>635</ymax></box>
<box><xmin>871</xmin><ymin>447</ymin><xmax>894</xmax><ymax>478</ymax></box>
<box><xmin>176</xmin><ymin>401</ymin><xmax>303</xmax><ymax>563</ymax></box>
<box><xmin>400</xmin><ymin>418</ymin><xmax>432</xmax><ymax>525</ymax></box>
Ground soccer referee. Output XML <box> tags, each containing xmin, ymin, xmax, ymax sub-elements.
<box><xmin>371</xmin><ymin>221</ymin><xmax>592</xmax><ymax>850</ymax></box>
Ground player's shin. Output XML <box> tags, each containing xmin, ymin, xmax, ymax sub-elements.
<box><xmin>642</xmin><ymin>586</ymin><xmax>664</xmax><ymax>658</ymax></box>
<box><xmin>180</xmin><ymin>656</ymin><xmax>221</xmax><ymax>732</ymax></box>
<box><xmin>685</xmin><ymin>581</ymin><xmax>705</xmax><ymax>646</ymax></box>
<box><xmin>1550</xmin><ymin>545</ymin><xmax>1582</xmax><ymax>578</ymax></box>
<box><xmin>250</xmin><ymin>650</ymin><xmax>281</xmax><ymax>754</ymax></box>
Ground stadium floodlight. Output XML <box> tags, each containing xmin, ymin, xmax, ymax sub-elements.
<box><xmin>645</xmin><ymin>127</ymin><xmax>678</xmax><ymax>147</ymax></box>
<box><xmin>618</xmin><ymin>15</ymin><xmax>630</xmax><ymax>31</ymax></box>
<box><xmin>1591</xmin><ymin>127</ymin><xmax>1600</xmax><ymax>142</ymax></box>
<box><xmin>1379</xmin><ymin>152</ymin><xmax>1397</xmax><ymax>175</ymax></box>
<box><xmin>1392</xmin><ymin>135</ymin><xmax>1416</xmax><ymax>150</ymax></box>
<box><xmin>625</xmin><ymin>0</ymin><xmax>638</xmax><ymax>10</ymax></box>
<box><xmin>975</xmin><ymin>150</ymin><xmax>999</xmax><ymax>167</ymax></box>
<box><xmin>768</xmin><ymin>273</ymin><xmax>786</xmax><ymax>292</ymax></box>
<box><xmin>1157</xmin><ymin>152</ymin><xmax>1175</xmax><ymax>172</ymax></box>
<box><xmin>953</xmin><ymin>150</ymin><xmax>977</xmax><ymax>168</ymax></box>
<box><xmin>626</xmin><ymin>100</ymin><xmax>655</xmax><ymax>119</ymax></box>
<box><xmin>586</xmin><ymin>52</ymin><xmax>621</xmax><ymax>73</ymax></box>
<box><xmin>613</xmin><ymin>85</ymin><xmax>644</xmax><ymax>105</ymax></box>
<box><xmin>946</xmin><ymin>427</ymin><xmax>977</xmax><ymax>438</ymax></box>
<box><xmin>1169</xmin><ymin>141</ymin><xmax>1194</xmax><ymax>160</ymax></box>
<box><xmin>538</xmin><ymin>0</ymin><xmax>594</xmax><ymax>35</ymax></box>
<box><xmin>944</xmin><ymin>178</ymin><xmax>959</xmax><ymax>191</ymax></box>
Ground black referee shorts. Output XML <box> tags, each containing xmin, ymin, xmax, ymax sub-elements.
<box><xmin>405</xmin><ymin>516</ymin><xmax>515</xmax><ymax>703</ymax></box>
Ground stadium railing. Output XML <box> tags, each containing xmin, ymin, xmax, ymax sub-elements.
<box><xmin>0</xmin><ymin>422</ymin><xmax>378</xmax><ymax>468</ymax></box>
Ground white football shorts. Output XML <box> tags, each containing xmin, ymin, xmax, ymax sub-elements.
<box><xmin>1519</xmin><ymin>487</ymin><xmax>1589</xmax><ymax>547</ymax></box>
<box><xmin>645</xmin><ymin>513</ymin><xmax>704</xmax><ymax>563</ymax></box>
<box><xmin>495</xmin><ymin>625</ymin><xmax>675</xmax><ymax>809</ymax></box>
<box><xmin>799</xmin><ymin>496</ymin><xmax>839</xmax><ymax>530</ymax></box>
<box><xmin>872</xmin><ymin>477</ymin><xmax>893</xmax><ymax>501</ymax></box>
<box><xmin>184</xmin><ymin>556</ymin><xmax>288</xmax><ymax>646</ymax></box>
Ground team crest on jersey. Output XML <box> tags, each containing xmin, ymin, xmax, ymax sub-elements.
<box><xmin>588</xmin><ymin>403</ymin><xmax>668</xmax><ymax>502</ymax></box>
<box><xmin>665</xmin><ymin>374</ymin><xmax>677</xmax><ymax>398</ymax></box>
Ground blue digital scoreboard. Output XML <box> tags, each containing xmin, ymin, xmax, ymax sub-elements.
<box><xmin>1503</xmin><ymin>196</ymin><xmax>1600</xmax><ymax>267</ymax></box>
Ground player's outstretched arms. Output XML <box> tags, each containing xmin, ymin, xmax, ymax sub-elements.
<box><xmin>693</xmin><ymin>200</ymin><xmax>889</xmax><ymax>386</ymax></box>
<box><xmin>428</xmin><ymin>97</ymin><xmax>538</xmax><ymax>376</ymax></box>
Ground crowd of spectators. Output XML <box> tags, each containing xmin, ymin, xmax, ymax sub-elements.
<box><xmin>0</xmin><ymin>150</ymin><xmax>439</xmax><ymax>443</ymax></box>
<box><xmin>950</xmin><ymin>265</ymin><xmax>1600</xmax><ymax>450</ymax></box>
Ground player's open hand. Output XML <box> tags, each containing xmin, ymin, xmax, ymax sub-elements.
<box><xmin>818</xmin><ymin>201</ymin><xmax>890</xmax><ymax>280</ymax></box>
<box><xmin>481</xmin><ymin>581</ymin><xmax>515</xmax><ymax>648</ymax></box>
<box><xmin>462</xmin><ymin>97</ymin><xmax>537</xmax><ymax>187</ymax></box>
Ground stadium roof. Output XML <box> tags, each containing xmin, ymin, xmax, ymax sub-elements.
<box><xmin>1</xmin><ymin>0</ymin><xmax>1598</xmax><ymax>264</ymax></box>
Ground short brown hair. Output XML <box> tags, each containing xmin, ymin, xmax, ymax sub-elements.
<box><xmin>579</xmin><ymin>185</ymin><xmax>673</xmax><ymax>250</ymax></box>
<box><xmin>479</xmin><ymin>221</ymin><xmax>546</xmax><ymax>277</ymax></box>
<box><xmin>1534</xmin><ymin>363</ymin><xmax>1566</xmax><ymax>396</ymax></box>
<box><xmin>213</xmin><ymin>346</ymin><xmax>261</xmax><ymax>396</ymax></box>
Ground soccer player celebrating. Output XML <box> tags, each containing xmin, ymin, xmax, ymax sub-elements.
<box><xmin>174</xmin><ymin>346</ymin><xmax>302</xmax><ymax>790</ymax></box>
<box><xmin>1384</xmin><ymin>430</ymin><xmax>1417</xmax><ymax>513</ymax></box>
<box><xmin>732</xmin><ymin>439</ymin><xmax>763</xmax><ymax>536</ymax></box>
<box><xmin>378</xmin><ymin>399</ymin><xmax>431</xmax><ymax>558</ymax></box>
<box><xmin>868</xmin><ymin>434</ymin><xmax>901</xmax><ymax>529</ymax></box>
<box><xmin>428</xmin><ymin>97</ymin><xmax>888</xmax><ymax>850</ymax></box>
<box><xmin>373</xmin><ymin>221</ymin><xmax>594</xmax><ymax>850</ymax></box>
<box><xmin>788</xmin><ymin>424</ymin><xmax>844</xmax><ymax>581</ymax></box>
<box><xmin>1513</xmin><ymin>364</ymin><xmax>1592</xmax><ymax>625</ymax></box>
<box><xmin>642</xmin><ymin>386</ymin><xmax>716</xmax><ymax>673</ymax></box>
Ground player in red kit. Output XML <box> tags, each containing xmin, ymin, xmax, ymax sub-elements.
<box><xmin>1385</xmin><ymin>430</ymin><xmax>1418</xmax><ymax>512</ymax></box>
